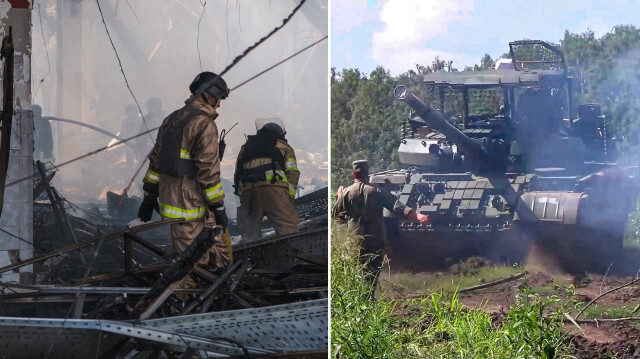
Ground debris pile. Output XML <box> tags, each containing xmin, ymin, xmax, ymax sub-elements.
<box><xmin>0</xmin><ymin>163</ymin><xmax>328</xmax><ymax>357</ymax></box>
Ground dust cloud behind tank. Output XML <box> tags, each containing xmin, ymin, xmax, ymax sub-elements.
<box><xmin>31</xmin><ymin>0</ymin><xmax>328</xmax><ymax>213</ymax></box>
<box><xmin>374</xmin><ymin>40</ymin><xmax>640</xmax><ymax>274</ymax></box>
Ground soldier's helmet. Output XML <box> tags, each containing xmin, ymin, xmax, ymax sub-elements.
<box><xmin>352</xmin><ymin>160</ymin><xmax>369</xmax><ymax>178</ymax></box>
<box><xmin>190</xmin><ymin>71</ymin><xmax>229</xmax><ymax>99</ymax></box>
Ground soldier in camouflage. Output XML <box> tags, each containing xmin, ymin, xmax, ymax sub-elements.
<box><xmin>333</xmin><ymin>160</ymin><xmax>429</xmax><ymax>295</ymax></box>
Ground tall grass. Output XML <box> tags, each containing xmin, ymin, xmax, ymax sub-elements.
<box><xmin>331</xmin><ymin>226</ymin><xmax>395</xmax><ymax>358</ymax></box>
<box><xmin>331</xmin><ymin>225</ymin><xmax>576</xmax><ymax>359</ymax></box>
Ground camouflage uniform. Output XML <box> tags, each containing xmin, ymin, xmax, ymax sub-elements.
<box><xmin>332</xmin><ymin>160</ymin><xmax>412</xmax><ymax>290</ymax></box>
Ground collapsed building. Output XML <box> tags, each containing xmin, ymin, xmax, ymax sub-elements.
<box><xmin>0</xmin><ymin>1</ymin><xmax>328</xmax><ymax>357</ymax></box>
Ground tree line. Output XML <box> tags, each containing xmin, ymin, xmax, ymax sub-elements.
<box><xmin>331</xmin><ymin>25</ymin><xmax>640</xmax><ymax>188</ymax></box>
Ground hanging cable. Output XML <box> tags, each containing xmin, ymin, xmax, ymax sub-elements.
<box><xmin>220</xmin><ymin>0</ymin><xmax>306</xmax><ymax>76</ymax></box>
<box><xmin>277</xmin><ymin>44</ymin><xmax>316</xmax><ymax>115</ymax></box>
<box><xmin>232</xmin><ymin>35</ymin><xmax>327</xmax><ymax>93</ymax></box>
<box><xmin>32</xmin><ymin>1</ymin><xmax>51</xmax><ymax>100</ymax></box>
<box><xmin>5</xmin><ymin>125</ymin><xmax>159</xmax><ymax>189</ymax></box>
<box><xmin>237</xmin><ymin>0</ymin><xmax>241</xmax><ymax>32</ymax></box>
<box><xmin>124</xmin><ymin>0</ymin><xmax>140</xmax><ymax>24</ymax></box>
<box><xmin>95</xmin><ymin>0</ymin><xmax>153</xmax><ymax>143</ymax></box>
<box><xmin>225</xmin><ymin>0</ymin><xmax>230</xmax><ymax>64</ymax></box>
<box><xmin>192</xmin><ymin>0</ymin><xmax>307</xmax><ymax>100</ymax></box>
<box><xmin>0</xmin><ymin>227</ymin><xmax>47</xmax><ymax>253</ymax></box>
<box><xmin>197</xmin><ymin>0</ymin><xmax>207</xmax><ymax>71</ymax></box>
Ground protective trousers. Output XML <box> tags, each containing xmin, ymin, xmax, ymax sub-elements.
<box><xmin>237</xmin><ymin>186</ymin><xmax>300</xmax><ymax>241</ymax></box>
<box><xmin>170</xmin><ymin>213</ymin><xmax>233</xmax><ymax>268</ymax></box>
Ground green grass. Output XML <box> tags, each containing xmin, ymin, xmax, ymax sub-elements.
<box><xmin>382</xmin><ymin>266</ymin><xmax>522</xmax><ymax>296</ymax></box>
<box><xmin>531</xmin><ymin>286</ymin><xmax>558</xmax><ymax>296</ymax></box>
<box><xmin>623</xmin><ymin>237</ymin><xmax>640</xmax><ymax>249</ymax></box>
<box><xmin>331</xmin><ymin>225</ymin><xmax>577</xmax><ymax>359</ymax></box>
<box><xmin>331</xmin><ymin>226</ymin><xmax>395</xmax><ymax>358</ymax></box>
<box><xmin>581</xmin><ymin>304</ymin><xmax>637</xmax><ymax>319</ymax></box>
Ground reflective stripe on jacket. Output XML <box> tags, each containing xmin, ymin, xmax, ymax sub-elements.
<box><xmin>234</xmin><ymin>139</ymin><xmax>299</xmax><ymax>199</ymax></box>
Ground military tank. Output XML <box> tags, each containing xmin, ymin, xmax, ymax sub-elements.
<box><xmin>375</xmin><ymin>41</ymin><xmax>639</xmax><ymax>272</ymax></box>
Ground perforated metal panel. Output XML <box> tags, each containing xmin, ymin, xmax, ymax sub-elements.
<box><xmin>0</xmin><ymin>317</ymin><xmax>273</xmax><ymax>357</ymax></box>
<box><xmin>233</xmin><ymin>228</ymin><xmax>327</xmax><ymax>269</ymax></box>
<box><xmin>143</xmin><ymin>299</ymin><xmax>328</xmax><ymax>353</ymax></box>
<box><xmin>295</xmin><ymin>187</ymin><xmax>328</xmax><ymax>220</ymax></box>
<box><xmin>0</xmin><ymin>318</ymin><xmax>123</xmax><ymax>358</ymax></box>
<box><xmin>0</xmin><ymin>299</ymin><xmax>327</xmax><ymax>357</ymax></box>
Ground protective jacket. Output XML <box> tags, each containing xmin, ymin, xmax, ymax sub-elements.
<box><xmin>143</xmin><ymin>95</ymin><xmax>225</xmax><ymax>221</ymax></box>
<box><xmin>234</xmin><ymin>134</ymin><xmax>299</xmax><ymax>199</ymax></box>
<box><xmin>333</xmin><ymin>180</ymin><xmax>411</xmax><ymax>238</ymax></box>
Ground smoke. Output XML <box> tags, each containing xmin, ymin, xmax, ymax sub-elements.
<box><xmin>31</xmin><ymin>0</ymin><xmax>328</xmax><ymax>204</ymax></box>
<box><xmin>595</xmin><ymin>48</ymin><xmax>640</xmax><ymax>165</ymax></box>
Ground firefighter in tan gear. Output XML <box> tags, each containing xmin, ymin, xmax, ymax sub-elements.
<box><xmin>234</xmin><ymin>119</ymin><xmax>300</xmax><ymax>240</ymax></box>
<box><xmin>137</xmin><ymin>71</ymin><xmax>232</xmax><ymax>268</ymax></box>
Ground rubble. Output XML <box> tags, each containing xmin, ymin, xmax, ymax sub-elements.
<box><xmin>0</xmin><ymin>163</ymin><xmax>328</xmax><ymax>357</ymax></box>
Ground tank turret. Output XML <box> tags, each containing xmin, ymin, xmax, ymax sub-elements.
<box><xmin>394</xmin><ymin>85</ymin><xmax>481</xmax><ymax>165</ymax></box>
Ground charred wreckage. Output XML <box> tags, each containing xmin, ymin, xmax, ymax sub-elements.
<box><xmin>0</xmin><ymin>161</ymin><xmax>329</xmax><ymax>358</ymax></box>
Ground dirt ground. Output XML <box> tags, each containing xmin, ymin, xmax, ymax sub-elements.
<box><xmin>382</xmin><ymin>241</ymin><xmax>640</xmax><ymax>359</ymax></box>
<box><xmin>458</xmin><ymin>272</ymin><xmax>640</xmax><ymax>358</ymax></box>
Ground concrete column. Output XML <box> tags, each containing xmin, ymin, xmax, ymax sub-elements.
<box><xmin>0</xmin><ymin>0</ymin><xmax>33</xmax><ymax>284</ymax></box>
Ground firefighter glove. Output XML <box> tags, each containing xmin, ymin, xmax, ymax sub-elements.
<box><xmin>138</xmin><ymin>192</ymin><xmax>159</xmax><ymax>222</ymax></box>
<box><xmin>209</xmin><ymin>203</ymin><xmax>228</xmax><ymax>231</ymax></box>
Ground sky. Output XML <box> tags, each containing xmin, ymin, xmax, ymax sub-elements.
<box><xmin>332</xmin><ymin>0</ymin><xmax>640</xmax><ymax>76</ymax></box>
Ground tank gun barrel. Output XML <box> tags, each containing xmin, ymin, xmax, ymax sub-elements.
<box><xmin>394</xmin><ymin>85</ymin><xmax>481</xmax><ymax>161</ymax></box>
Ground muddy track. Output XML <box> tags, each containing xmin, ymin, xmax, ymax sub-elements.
<box><xmin>382</xmin><ymin>240</ymin><xmax>640</xmax><ymax>358</ymax></box>
<box><xmin>384</xmin><ymin>239</ymin><xmax>640</xmax><ymax>277</ymax></box>
<box><xmin>570</xmin><ymin>323</ymin><xmax>640</xmax><ymax>359</ymax></box>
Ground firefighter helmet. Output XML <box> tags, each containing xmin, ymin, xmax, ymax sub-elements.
<box><xmin>189</xmin><ymin>71</ymin><xmax>229</xmax><ymax>99</ymax></box>
<box><xmin>255</xmin><ymin>117</ymin><xmax>285</xmax><ymax>134</ymax></box>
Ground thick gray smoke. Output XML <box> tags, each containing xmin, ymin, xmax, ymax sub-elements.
<box><xmin>31</xmin><ymin>0</ymin><xmax>328</xmax><ymax>205</ymax></box>
<box><xmin>596</xmin><ymin>48</ymin><xmax>640</xmax><ymax>165</ymax></box>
